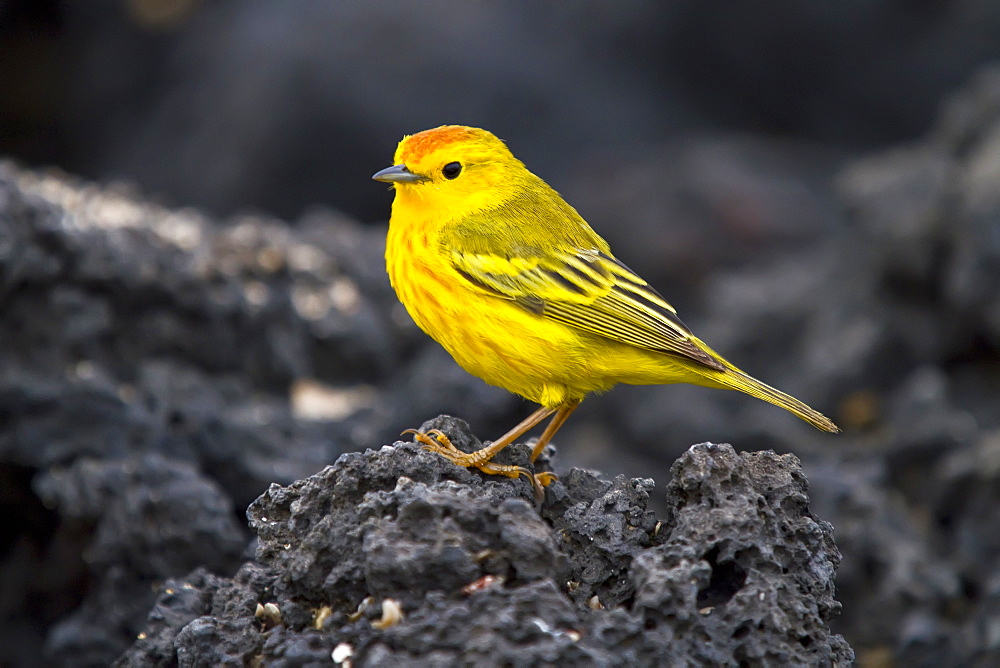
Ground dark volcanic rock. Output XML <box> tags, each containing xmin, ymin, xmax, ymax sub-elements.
<box><xmin>541</xmin><ymin>469</ymin><xmax>658</xmax><ymax>609</ymax></box>
<box><xmin>116</xmin><ymin>421</ymin><xmax>851</xmax><ymax>666</ymax></box>
<box><xmin>114</xmin><ymin>564</ymin><xmax>270</xmax><ymax>667</ymax></box>
<box><xmin>34</xmin><ymin>454</ymin><xmax>246</xmax><ymax>667</ymax></box>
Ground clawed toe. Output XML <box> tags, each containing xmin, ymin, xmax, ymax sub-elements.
<box><xmin>425</xmin><ymin>428</ymin><xmax>453</xmax><ymax>446</ymax></box>
<box><xmin>533</xmin><ymin>471</ymin><xmax>558</xmax><ymax>488</ymax></box>
<box><xmin>402</xmin><ymin>428</ymin><xmax>457</xmax><ymax>453</ymax></box>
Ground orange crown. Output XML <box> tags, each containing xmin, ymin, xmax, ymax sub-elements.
<box><xmin>397</xmin><ymin>125</ymin><xmax>487</xmax><ymax>164</ymax></box>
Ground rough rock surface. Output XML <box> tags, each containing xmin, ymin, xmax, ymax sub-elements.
<box><xmin>115</xmin><ymin>420</ymin><xmax>851</xmax><ymax>666</ymax></box>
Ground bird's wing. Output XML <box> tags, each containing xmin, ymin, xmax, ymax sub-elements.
<box><xmin>451</xmin><ymin>249</ymin><xmax>723</xmax><ymax>370</ymax></box>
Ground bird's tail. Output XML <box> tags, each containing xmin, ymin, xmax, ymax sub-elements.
<box><xmin>687</xmin><ymin>336</ymin><xmax>840</xmax><ymax>433</ymax></box>
<box><xmin>715</xmin><ymin>368</ymin><xmax>840</xmax><ymax>433</ymax></box>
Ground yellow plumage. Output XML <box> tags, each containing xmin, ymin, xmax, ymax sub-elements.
<box><xmin>374</xmin><ymin>125</ymin><xmax>837</xmax><ymax>486</ymax></box>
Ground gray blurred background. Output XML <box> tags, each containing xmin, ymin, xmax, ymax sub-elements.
<box><xmin>6</xmin><ymin>0</ymin><xmax>999</xmax><ymax>219</ymax></box>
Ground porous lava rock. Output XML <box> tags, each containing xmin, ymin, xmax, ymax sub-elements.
<box><xmin>117</xmin><ymin>419</ymin><xmax>852</xmax><ymax>666</ymax></box>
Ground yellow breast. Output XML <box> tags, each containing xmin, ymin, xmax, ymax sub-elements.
<box><xmin>385</xmin><ymin>213</ymin><xmax>614</xmax><ymax>407</ymax></box>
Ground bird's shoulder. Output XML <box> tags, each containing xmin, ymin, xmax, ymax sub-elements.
<box><xmin>442</xmin><ymin>177</ymin><xmax>609</xmax><ymax>259</ymax></box>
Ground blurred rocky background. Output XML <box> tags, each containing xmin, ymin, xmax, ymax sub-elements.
<box><xmin>2</xmin><ymin>0</ymin><xmax>1000</xmax><ymax>665</ymax></box>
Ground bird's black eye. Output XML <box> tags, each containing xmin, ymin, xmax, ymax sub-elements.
<box><xmin>442</xmin><ymin>162</ymin><xmax>462</xmax><ymax>179</ymax></box>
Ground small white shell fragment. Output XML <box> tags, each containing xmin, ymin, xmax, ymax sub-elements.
<box><xmin>332</xmin><ymin>642</ymin><xmax>354</xmax><ymax>664</ymax></box>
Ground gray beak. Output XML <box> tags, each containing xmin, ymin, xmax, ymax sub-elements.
<box><xmin>372</xmin><ymin>164</ymin><xmax>427</xmax><ymax>183</ymax></box>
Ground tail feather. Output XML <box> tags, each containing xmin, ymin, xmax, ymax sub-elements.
<box><xmin>717</xmin><ymin>369</ymin><xmax>840</xmax><ymax>433</ymax></box>
<box><xmin>682</xmin><ymin>334</ymin><xmax>840</xmax><ymax>433</ymax></box>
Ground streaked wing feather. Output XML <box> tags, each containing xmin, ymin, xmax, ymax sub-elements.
<box><xmin>451</xmin><ymin>249</ymin><xmax>723</xmax><ymax>369</ymax></box>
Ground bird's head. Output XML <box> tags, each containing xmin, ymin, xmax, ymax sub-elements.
<box><xmin>372</xmin><ymin>125</ymin><xmax>528</xmax><ymax>219</ymax></box>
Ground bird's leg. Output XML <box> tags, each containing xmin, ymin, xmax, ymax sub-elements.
<box><xmin>530</xmin><ymin>400</ymin><xmax>580</xmax><ymax>463</ymax></box>
<box><xmin>521</xmin><ymin>401</ymin><xmax>580</xmax><ymax>487</ymax></box>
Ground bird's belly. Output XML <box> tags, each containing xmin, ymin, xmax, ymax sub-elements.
<box><xmin>439</xmin><ymin>302</ymin><xmax>591</xmax><ymax>404</ymax></box>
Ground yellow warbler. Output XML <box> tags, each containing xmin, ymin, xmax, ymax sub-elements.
<box><xmin>374</xmin><ymin>125</ymin><xmax>838</xmax><ymax>485</ymax></box>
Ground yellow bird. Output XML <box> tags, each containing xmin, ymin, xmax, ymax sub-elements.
<box><xmin>373</xmin><ymin>125</ymin><xmax>838</xmax><ymax>486</ymax></box>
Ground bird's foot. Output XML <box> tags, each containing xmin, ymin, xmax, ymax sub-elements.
<box><xmin>402</xmin><ymin>428</ymin><xmax>556</xmax><ymax>498</ymax></box>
